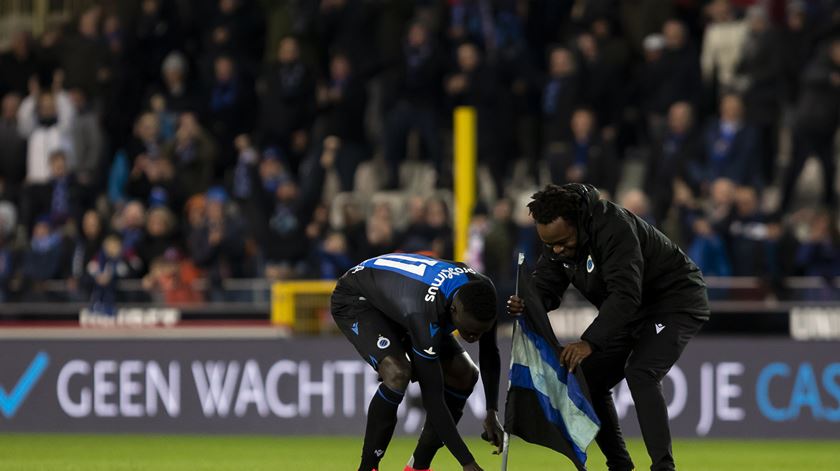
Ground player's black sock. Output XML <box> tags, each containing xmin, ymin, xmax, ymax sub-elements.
<box><xmin>409</xmin><ymin>386</ymin><xmax>472</xmax><ymax>470</ymax></box>
<box><xmin>358</xmin><ymin>383</ymin><xmax>405</xmax><ymax>471</ymax></box>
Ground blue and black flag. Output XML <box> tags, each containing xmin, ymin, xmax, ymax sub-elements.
<box><xmin>504</xmin><ymin>263</ymin><xmax>600</xmax><ymax>470</ymax></box>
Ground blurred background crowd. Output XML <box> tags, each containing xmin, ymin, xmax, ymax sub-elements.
<box><xmin>0</xmin><ymin>0</ymin><xmax>838</xmax><ymax>307</ymax></box>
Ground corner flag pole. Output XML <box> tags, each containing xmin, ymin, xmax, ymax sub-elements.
<box><xmin>501</xmin><ymin>252</ymin><xmax>525</xmax><ymax>471</ymax></box>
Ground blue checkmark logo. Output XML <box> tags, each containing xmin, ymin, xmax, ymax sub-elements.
<box><xmin>0</xmin><ymin>352</ymin><xmax>49</xmax><ymax>418</ymax></box>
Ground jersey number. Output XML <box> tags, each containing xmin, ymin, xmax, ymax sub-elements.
<box><xmin>373</xmin><ymin>254</ymin><xmax>438</xmax><ymax>276</ymax></box>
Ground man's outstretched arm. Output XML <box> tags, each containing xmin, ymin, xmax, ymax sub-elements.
<box><xmin>411</xmin><ymin>346</ymin><xmax>481</xmax><ymax>469</ymax></box>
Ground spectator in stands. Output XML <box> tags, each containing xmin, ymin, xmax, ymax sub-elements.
<box><xmin>304</xmin><ymin>203</ymin><xmax>330</xmax><ymax>251</ymax></box>
<box><xmin>18</xmin><ymin>80</ymin><xmax>76</xmax><ymax>184</ymax></box>
<box><xmin>0</xmin><ymin>93</ymin><xmax>26</xmax><ymax>201</ymax></box>
<box><xmin>547</xmin><ymin>108</ymin><xmax>618</xmax><ymax>195</ymax></box>
<box><xmin>262</xmin><ymin>144</ymin><xmax>331</xmax><ymax>276</ymax></box>
<box><xmin>257</xmin><ymin>36</ymin><xmax>316</xmax><ymax>173</ymax></box>
<box><xmin>86</xmin><ymin>232</ymin><xmax>127</xmax><ymax>317</ymax></box>
<box><xmin>400</xmin><ymin>195</ymin><xmax>432</xmax><ymax>253</ymax></box>
<box><xmin>60</xmin><ymin>7</ymin><xmax>108</xmax><ymax>98</ymax></box>
<box><xmin>0</xmin><ymin>31</ymin><xmax>37</xmax><ymax>97</ymax></box>
<box><xmin>135</xmin><ymin>0</ymin><xmax>181</xmax><ymax>84</ymax></box>
<box><xmin>163</xmin><ymin>112</ymin><xmax>217</xmax><ymax>199</ymax></box>
<box><xmin>141</xmin><ymin>206</ymin><xmax>178</xmax><ymax>269</ymax></box>
<box><xmin>21</xmin><ymin>216</ymin><xmax>70</xmax><ymax>299</ymax></box>
<box><xmin>795</xmin><ymin>208</ymin><xmax>840</xmax><ymax>276</ymax></box>
<box><xmin>706</xmin><ymin>177</ymin><xmax>737</xmax><ymax>230</ymax></box>
<box><xmin>365</xmin><ymin>200</ymin><xmax>398</xmax><ymax>260</ymax></box>
<box><xmin>662</xmin><ymin>19</ymin><xmax>702</xmax><ymax>101</ymax></box>
<box><xmin>36</xmin><ymin>27</ymin><xmax>63</xmax><ymax>81</ymax></box>
<box><xmin>794</xmin><ymin>208</ymin><xmax>840</xmax><ymax>300</ymax></box>
<box><xmin>541</xmin><ymin>46</ymin><xmax>581</xmax><ymax>148</ymax></box>
<box><xmin>590</xmin><ymin>16</ymin><xmax>631</xmax><ymax>76</ymax></box>
<box><xmin>315</xmin><ymin>53</ymin><xmax>368</xmax><ymax>191</ymax></box>
<box><xmin>153</xmin><ymin>51</ymin><xmax>201</xmax><ymax>115</ymax></box>
<box><xmin>226</xmin><ymin>134</ymin><xmax>267</xmax><ymax>245</ymax></box>
<box><xmin>620</xmin><ymin>188</ymin><xmax>655</xmax><ymax>226</ymax></box>
<box><xmin>147</xmin><ymin>93</ymin><xmax>177</xmax><ymax>141</ymax></box>
<box><xmin>202</xmin><ymin>0</ymin><xmax>264</xmax><ymax>75</ymax></box>
<box><xmin>70</xmin><ymin>209</ymin><xmax>104</xmax><ymax>298</ymax></box>
<box><xmin>648</xmin><ymin>20</ymin><xmax>702</xmax><ymax>141</ymax></box>
<box><xmin>315</xmin><ymin>0</ymin><xmax>375</xmax><ymax>75</ymax></box>
<box><xmin>99</xmin><ymin>13</ymin><xmax>140</xmax><ymax>156</ymax></box>
<box><xmin>780</xmin><ymin>38</ymin><xmax>840</xmax><ymax>211</ymax></box>
<box><xmin>338</xmin><ymin>196</ymin><xmax>368</xmax><ymax>263</ymax></box>
<box><xmin>733</xmin><ymin>5</ymin><xmax>783</xmax><ymax>183</ymax></box>
<box><xmin>686</xmin><ymin>216</ymin><xmax>732</xmax><ymax>277</ymax></box>
<box><xmin>0</xmin><ymin>201</ymin><xmax>17</xmax><ymax>302</ymax></box>
<box><xmin>67</xmin><ymin>87</ymin><xmax>104</xmax><ymax>190</ymax></box>
<box><xmin>206</xmin><ymin>55</ymin><xmax>256</xmax><ymax>177</ymax></box>
<box><xmin>446</xmin><ymin>42</ymin><xmax>505</xmax><ymax>193</ymax></box>
<box><xmin>575</xmin><ymin>32</ymin><xmax>622</xmax><ymax>137</ymax></box>
<box><xmin>482</xmin><ymin>197</ymin><xmax>516</xmax><ymax>298</ymax></box>
<box><xmin>448</xmin><ymin>0</ymin><xmax>492</xmax><ymax>49</ymax></box>
<box><xmin>724</xmin><ymin>185</ymin><xmax>775</xmax><ymax>275</ymax></box>
<box><xmin>464</xmin><ymin>201</ymin><xmax>489</xmax><ymax>273</ymax></box>
<box><xmin>142</xmin><ymin>246</ymin><xmax>204</xmax><ymax>304</ymax></box>
<box><xmin>188</xmin><ymin>187</ymin><xmax>246</xmax><ymax>300</ymax></box>
<box><xmin>701</xmin><ymin>0</ymin><xmax>747</xmax><ymax>99</ymax></box>
<box><xmin>312</xmin><ymin>230</ymin><xmax>354</xmax><ymax>279</ymax></box>
<box><xmin>674</xmin><ymin>177</ymin><xmax>735</xmax><ymax>286</ymax></box>
<box><xmin>633</xmin><ymin>33</ymin><xmax>668</xmax><ymax>145</ymax></box>
<box><xmin>779</xmin><ymin>1</ymin><xmax>814</xmax><ymax>109</ymax></box>
<box><xmin>126</xmin><ymin>151</ymin><xmax>179</xmax><ymax>212</ymax></box>
<box><xmin>646</xmin><ymin>101</ymin><xmax>703</xmax><ymax>223</ymax></box>
<box><xmin>692</xmin><ymin>93</ymin><xmax>761</xmax><ymax>192</ymax></box>
<box><xmin>513</xmin><ymin>193</ymin><xmax>541</xmax><ymax>265</ymax></box>
<box><xmin>619</xmin><ymin>0</ymin><xmax>674</xmax><ymax>60</ymax></box>
<box><xmin>20</xmin><ymin>150</ymin><xmax>80</xmax><ymax>231</ymax></box>
<box><xmin>425</xmin><ymin>197</ymin><xmax>454</xmax><ymax>259</ymax></box>
<box><xmin>112</xmin><ymin>200</ymin><xmax>147</xmax><ymax>277</ymax></box>
<box><xmin>182</xmin><ymin>193</ymin><xmax>206</xmax><ymax>251</ymax></box>
<box><xmin>382</xmin><ymin>20</ymin><xmax>444</xmax><ymax>189</ymax></box>
<box><xmin>125</xmin><ymin>112</ymin><xmax>163</xmax><ymax>166</ymax></box>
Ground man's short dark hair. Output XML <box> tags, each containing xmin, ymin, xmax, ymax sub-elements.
<box><xmin>527</xmin><ymin>184</ymin><xmax>584</xmax><ymax>225</ymax></box>
<box><xmin>457</xmin><ymin>280</ymin><xmax>497</xmax><ymax>322</ymax></box>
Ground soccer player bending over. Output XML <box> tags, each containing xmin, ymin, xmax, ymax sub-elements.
<box><xmin>331</xmin><ymin>253</ymin><xmax>503</xmax><ymax>471</ymax></box>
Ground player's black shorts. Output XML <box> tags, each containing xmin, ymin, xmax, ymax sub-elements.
<box><xmin>331</xmin><ymin>291</ymin><xmax>464</xmax><ymax>372</ymax></box>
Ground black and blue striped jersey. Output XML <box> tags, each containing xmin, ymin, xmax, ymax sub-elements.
<box><xmin>339</xmin><ymin>253</ymin><xmax>485</xmax><ymax>360</ymax></box>
<box><xmin>333</xmin><ymin>252</ymin><xmax>501</xmax><ymax>466</ymax></box>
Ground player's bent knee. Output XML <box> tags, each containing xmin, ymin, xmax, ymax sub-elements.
<box><xmin>443</xmin><ymin>354</ymin><xmax>479</xmax><ymax>391</ymax></box>
<box><xmin>378</xmin><ymin>355</ymin><xmax>411</xmax><ymax>391</ymax></box>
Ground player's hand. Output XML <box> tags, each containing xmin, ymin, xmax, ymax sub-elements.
<box><xmin>462</xmin><ymin>461</ymin><xmax>484</xmax><ymax>471</ymax></box>
<box><xmin>481</xmin><ymin>410</ymin><xmax>504</xmax><ymax>454</ymax></box>
<box><xmin>560</xmin><ymin>340</ymin><xmax>592</xmax><ymax>373</ymax></box>
<box><xmin>506</xmin><ymin>295</ymin><xmax>524</xmax><ymax>316</ymax></box>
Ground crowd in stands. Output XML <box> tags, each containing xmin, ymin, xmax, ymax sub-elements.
<box><xmin>0</xmin><ymin>0</ymin><xmax>838</xmax><ymax>307</ymax></box>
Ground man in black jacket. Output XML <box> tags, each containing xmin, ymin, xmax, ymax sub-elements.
<box><xmin>508</xmin><ymin>183</ymin><xmax>709</xmax><ymax>471</ymax></box>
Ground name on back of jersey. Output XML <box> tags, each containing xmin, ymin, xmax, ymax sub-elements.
<box><xmin>424</xmin><ymin>266</ymin><xmax>476</xmax><ymax>302</ymax></box>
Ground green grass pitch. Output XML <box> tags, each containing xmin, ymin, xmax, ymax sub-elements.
<box><xmin>1</xmin><ymin>434</ymin><xmax>837</xmax><ymax>470</ymax></box>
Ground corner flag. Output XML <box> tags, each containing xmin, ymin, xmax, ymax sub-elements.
<box><xmin>503</xmin><ymin>262</ymin><xmax>600</xmax><ymax>470</ymax></box>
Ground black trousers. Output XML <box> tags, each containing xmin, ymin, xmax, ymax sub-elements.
<box><xmin>581</xmin><ymin>312</ymin><xmax>706</xmax><ymax>471</ymax></box>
